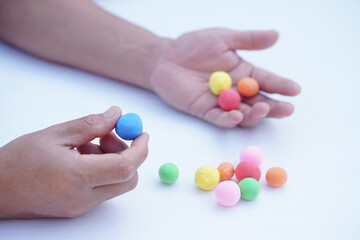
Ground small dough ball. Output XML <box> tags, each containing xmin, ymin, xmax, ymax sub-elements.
<box><xmin>240</xmin><ymin>145</ymin><xmax>264</xmax><ymax>166</ymax></box>
<box><xmin>237</xmin><ymin>77</ymin><xmax>259</xmax><ymax>97</ymax></box>
<box><xmin>215</xmin><ymin>181</ymin><xmax>241</xmax><ymax>207</ymax></box>
<box><xmin>209</xmin><ymin>71</ymin><xmax>232</xmax><ymax>96</ymax></box>
<box><xmin>115</xmin><ymin>113</ymin><xmax>143</xmax><ymax>140</ymax></box>
<box><xmin>238</xmin><ymin>178</ymin><xmax>260</xmax><ymax>201</ymax></box>
<box><xmin>217</xmin><ymin>162</ymin><xmax>235</xmax><ymax>181</ymax></box>
<box><xmin>266</xmin><ymin>167</ymin><xmax>287</xmax><ymax>187</ymax></box>
<box><xmin>235</xmin><ymin>161</ymin><xmax>261</xmax><ymax>182</ymax></box>
<box><xmin>218</xmin><ymin>89</ymin><xmax>241</xmax><ymax>111</ymax></box>
<box><xmin>195</xmin><ymin>165</ymin><xmax>220</xmax><ymax>190</ymax></box>
<box><xmin>158</xmin><ymin>163</ymin><xmax>179</xmax><ymax>184</ymax></box>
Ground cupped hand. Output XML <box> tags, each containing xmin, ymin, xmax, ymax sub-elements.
<box><xmin>150</xmin><ymin>29</ymin><xmax>301</xmax><ymax>127</ymax></box>
<box><xmin>0</xmin><ymin>106</ymin><xmax>149</xmax><ymax>218</ymax></box>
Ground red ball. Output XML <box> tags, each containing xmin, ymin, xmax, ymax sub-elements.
<box><xmin>235</xmin><ymin>161</ymin><xmax>261</xmax><ymax>182</ymax></box>
<box><xmin>218</xmin><ymin>89</ymin><xmax>241</xmax><ymax>111</ymax></box>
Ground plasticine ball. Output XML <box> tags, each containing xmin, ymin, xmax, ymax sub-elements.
<box><xmin>218</xmin><ymin>89</ymin><xmax>241</xmax><ymax>111</ymax></box>
<box><xmin>158</xmin><ymin>163</ymin><xmax>179</xmax><ymax>184</ymax></box>
<box><xmin>215</xmin><ymin>181</ymin><xmax>241</xmax><ymax>207</ymax></box>
<box><xmin>240</xmin><ymin>145</ymin><xmax>264</xmax><ymax>166</ymax></box>
<box><xmin>266</xmin><ymin>167</ymin><xmax>287</xmax><ymax>187</ymax></box>
<box><xmin>238</xmin><ymin>178</ymin><xmax>260</xmax><ymax>201</ymax></box>
<box><xmin>235</xmin><ymin>161</ymin><xmax>261</xmax><ymax>182</ymax></box>
<box><xmin>195</xmin><ymin>165</ymin><xmax>220</xmax><ymax>191</ymax></box>
<box><xmin>217</xmin><ymin>162</ymin><xmax>235</xmax><ymax>181</ymax></box>
<box><xmin>115</xmin><ymin>113</ymin><xmax>143</xmax><ymax>140</ymax></box>
<box><xmin>237</xmin><ymin>77</ymin><xmax>259</xmax><ymax>97</ymax></box>
<box><xmin>209</xmin><ymin>71</ymin><xmax>232</xmax><ymax>96</ymax></box>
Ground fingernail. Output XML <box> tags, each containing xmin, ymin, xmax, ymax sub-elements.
<box><xmin>231</xmin><ymin>113</ymin><xmax>243</xmax><ymax>123</ymax></box>
<box><xmin>104</xmin><ymin>106</ymin><xmax>116</xmax><ymax>119</ymax></box>
<box><xmin>257</xmin><ymin>113</ymin><xmax>267</xmax><ymax>119</ymax></box>
<box><xmin>259</xmin><ymin>109</ymin><xmax>270</xmax><ymax>119</ymax></box>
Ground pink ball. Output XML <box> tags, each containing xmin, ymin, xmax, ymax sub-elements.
<box><xmin>240</xmin><ymin>145</ymin><xmax>264</xmax><ymax>166</ymax></box>
<box><xmin>215</xmin><ymin>180</ymin><xmax>241</xmax><ymax>207</ymax></box>
<box><xmin>218</xmin><ymin>89</ymin><xmax>241</xmax><ymax>111</ymax></box>
<box><xmin>235</xmin><ymin>161</ymin><xmax>261</xmax><ymax>182</ymax></box>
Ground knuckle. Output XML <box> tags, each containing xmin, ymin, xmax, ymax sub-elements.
<box><xmin>248</xmin><ymin>32</ymin><xmax>257</xmax><ymax>49</ymax></box>
<box><xmin>127</xmin><ymin>173</ymin><xmax>138</xmax><ymax>191</ymax></box>
<box><xmin>63</xmin><ymin>204</ymin><xmax>86</xmax><ymax>218</ymax></box>
<box><xmin>79</xmin><ymin>114</ymin><xmax>105</xmax><ymax>129</ymax></box>
<box><xmin>140</xmin><ymin>145</ymin><xmax>149</xmax><ymax>160</ymax></box>
<box><xmin>117</xmin><ymin>161</ymin><xmax>134</xmax><ymax>181</ymax></box>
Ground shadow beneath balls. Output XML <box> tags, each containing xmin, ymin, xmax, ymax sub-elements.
<box><xmin>154</xmin><ymin>179</ymin><xmax>179</xmax><ymax>190</ymax></box>
<box><xmin>213</xmin><ymin>198</ymin><xmax>259</xmax><ymax>211</ymax></box>
<box><xmin>192</xmin><ymin>186</ymin><xmax>214</xmax><ymax>196</ymax></box>
<box><xmin>214</xmin><ymin>202</ymin><xmax>236</xmax><ymax>210</ymax></box>
<box><xmin>260</xmin><ymin>181</ymin><xmax>287</xmax><ymax>192</ymax></box>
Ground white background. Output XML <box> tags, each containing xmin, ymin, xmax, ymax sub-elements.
<box><xmin>0</xmin><ymin>0</ymin><xmax>359</xmax><ymax>239</ymax></box>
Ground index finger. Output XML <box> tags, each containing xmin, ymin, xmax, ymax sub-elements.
<box><xmin>79</xmin><ymin>133</ymin><xmax>149</xmax><ymax>187</ymax></box>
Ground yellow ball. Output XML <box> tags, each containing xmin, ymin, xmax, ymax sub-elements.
<box><xmin>209</xmin><ymin>71</ymin><xmax>232</xmax><ymax>96</ymax></box>
<box><xmin>195</xmin><ymin>165</ymin><xmax>220</xmax><ymax>190</ymax></box>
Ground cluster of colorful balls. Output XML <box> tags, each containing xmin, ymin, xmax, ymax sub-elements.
<box><xmin>194</xmin><ymin>145</ymin><xmax>287</xmax><ymax>207</ymax></box>
<box><xmin>209</xmin><ymin>71</ymin><xmax>260</xmax><ymax>111</ymax></box>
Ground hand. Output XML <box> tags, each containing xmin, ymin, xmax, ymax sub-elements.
<box><xmin>149</xmin><ymin>29</ymin><xmax>301</xmax><ymax>127</ymax></box>
<box><xmin>0</xmin><ymin>106</ymin><xmax>149</xmax><ymax>219</ymax></box>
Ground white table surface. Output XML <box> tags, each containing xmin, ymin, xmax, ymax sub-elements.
<box><xmin>0</xmin><ymin>0</ymin><xmax>359</xmax><ymax>239</ymax></box>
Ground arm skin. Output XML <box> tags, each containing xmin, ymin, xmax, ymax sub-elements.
<box><xmin>0</xmin><ymin>0</ymin><xmax>301</xmax><ymax>128</ymax></box>
<box><xmin>0</xmin><ymin>0</ymin><xmax>167</xmax><ymax>90</ymax></box>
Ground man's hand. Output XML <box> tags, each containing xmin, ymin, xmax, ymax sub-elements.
<box><xmin>150</xmin><ymin>29</ymin><xmax>301</xmax><ymax>127</ymax></box>
<box><xmin>0</xmin><ymin>106</ymin><xmax>149</xmax><ymax>218</ymax></box>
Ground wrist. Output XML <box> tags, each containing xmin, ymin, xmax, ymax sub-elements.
<box><xmin>142</xmin><ymin>36</ymin><xmax>172</xmax><ymax>91</ymax></box>
<box><xmin>105</xmin><ymin>32</ymin><xmax>172</xmax><ymax>91</ymax></box>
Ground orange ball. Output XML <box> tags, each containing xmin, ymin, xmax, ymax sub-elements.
<box><xmin>266</xmin><ymin>167</ymin><xmax>287</xmax><ymax>187</ymax></box>
<box><xmin>237</xmin><ymin>77</ymin><xmax>259</xmax><ymax>97</ymax></box>
<box><xmin>217</xmin><ymin>162</ymin><xmax>235</xmax><ymax>181</ymax></box>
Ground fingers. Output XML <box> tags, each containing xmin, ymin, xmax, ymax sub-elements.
<box><xmin>238</xmin><ymin>102</ymin><xmax>270</xmax><ymax>127</ymax></box>
<box><xmin>77</xmin><ymin>132</ymin><xmax>128</xmax><ymax>155</ymax></box>
<box><xmin>49</xmin><ymin>106</ymin><xmax>122</xmax><ymax>147</ymax></box>
<box><xmin>204</xmin><ymin>96</ymin><xmax>293</xmax><ymax>128</ymax></box>
<box><xmin>250</xmin><ymin>65</ymin><xmax>301</xmax><ymax>96</ymax></box>
<box><xmin>92</xmin><ymin>172</ymin><xmax>139</xmax><ymax>202</ymax></box>
<box><xmin>244</xmin><ymin>94</ymin><xmax>295</xmax><ymax>118</ymax></box>
<box><xmin>77</xmin><ymin>142</ymin><xmax>104</xmax><ymax>154</ymax></box>
<box><xmin>220</xmin><ymin>30</ymin><xmax>279</xmax><ymax>50</ymax></box>
<box><xmin>99</xmin><ymin>132</ymin><xmax>128</xmax><ymax>153</ymax></box>
<box><xmin>203</xmin><ymin>108</ymin><xmax>243</xmax><ymax>128</ymax></box>
<box><xmin>80</xmin><ymin>133</ymin><xmax>149</xmax><ymax>186</ymax></box>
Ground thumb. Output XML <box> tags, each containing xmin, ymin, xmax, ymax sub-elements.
<box><xmin>220</xmin><ymin>30</ymin><xmax>279</xmax><ymax>50</ymax></box>
<box><xmin>51</xmin><ymin>106</ymin><xmax>122</xmax><ymax>147</ymax></box>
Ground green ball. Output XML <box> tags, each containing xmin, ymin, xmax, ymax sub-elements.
<box><xmin>238</xmin><ymin>178</ymin><xmax>260</xmax><ymax>201</ymax></box>
<box><xmin>158</xmin><ymin>163</ymin><xmax>179</xmax><ymax>184</ymax></box>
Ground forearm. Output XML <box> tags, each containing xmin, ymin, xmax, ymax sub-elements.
<box><xmin>0</xmin><ymin>0</ymin><xmax>170</xmax><ymax>90</ymax></box>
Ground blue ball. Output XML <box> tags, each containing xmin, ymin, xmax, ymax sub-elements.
<box><xmin>115</xmin><ymin>113</ymin><xmax>143</xmax><ymax>140</ymax></box>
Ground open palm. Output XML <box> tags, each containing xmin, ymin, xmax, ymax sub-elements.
<box><xmin>150</xmin><ymin>28</ymin><xmax>301</xmax><ymax>127</ymax></box>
